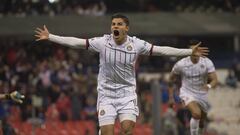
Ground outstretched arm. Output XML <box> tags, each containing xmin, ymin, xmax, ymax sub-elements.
<box><xmin>35</xmin><ymin>25</ymin><xmax>87</xmax><ymax>49</ymax></box>
<box><xmin>152</xmin><ymin>42</ymin><xmax>209</xmax><ymax>57</ymax></box>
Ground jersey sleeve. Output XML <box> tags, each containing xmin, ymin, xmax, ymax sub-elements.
<box><xmin>206</xmin><ymin>59</ymin><xmax>215</xmax><ymax>73</ymax></box>
<box><xmin>134</xmin><ymin>37</ymin><xmax>153</xmax><ymax>55</ymax></box>
<box><xmin>87</xmin><ymin>36</ymin><xmax>105</xmax><ymax>52</ymax></box>
<box><xmin>172</xmin><ymin>61</ymin><xmax>182</xmax><ymax>75</ymax></box>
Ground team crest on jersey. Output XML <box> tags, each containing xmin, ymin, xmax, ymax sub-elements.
<box><xmin>99</xmin><ymin>110</ymin><xmax>105</xmax><ymax>116</ymax></box>
<box><xmin>200</xmin><ymin>64</ymin><xmax>205</xmax><ymax>68</ymax></box>
<box><xmin>126</xmin><ymin>45</ymin><xmax>132</xmax><ymax>51</ymax></box>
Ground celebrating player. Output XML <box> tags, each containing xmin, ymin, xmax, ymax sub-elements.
<box><xmin>168</xmin><ymin>52</ymin><xmax>218</xmax><ymax>135</ymax></box>
<box><xmin>35</xmin><ymin>14</ymin><xmax>209</xmax><ymax>135</ymax></box>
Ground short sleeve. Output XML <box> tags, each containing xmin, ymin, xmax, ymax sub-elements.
<box><xmin>206</xmin><ymin>59</ymin><xmax>215</xmax><ymax>73</ymax></box>
<box><xmin>134</xmin><ymin>37</ymin><xmax>153</xmax><ymax>55</ymax></box>
<box><xmin>172</xmin><ymin>62</ymin><xmax>181</xmax><ymax>75</ymax></box>
<box><xmin>87</xmin><ymin>36</ymin><xmax>105</xmax><ymax>52</ymax></box>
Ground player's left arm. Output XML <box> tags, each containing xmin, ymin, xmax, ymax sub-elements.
<box><xmin>137</xmin><ymin>38</ymin><xmax>208</xmax><ymax>57</ymax></box>
<box><xmin>151</xmin><ymin>42</ymin><xmax>209</xmax><ymax>57</ymax></box>
<box><xmin>205</xmin><ymin>71</ymin><xmax>218</xmax><ymax>90</ymax></box>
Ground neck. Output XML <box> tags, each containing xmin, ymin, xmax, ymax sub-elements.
<box><xmin>190</xmin><ymin>56</ymin><xmax>199</xmax><ymax>64</ymax></box>
<box><xmin>114</xmin><ymin>35</ymin><xmax>127</xmax><ymax>45</ymax></box>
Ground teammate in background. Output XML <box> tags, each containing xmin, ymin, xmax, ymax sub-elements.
<box><xmin>0</xmin><ymin>91</ymin><xmax>25</xmax><ymax>103</ymax></box>
<box><xmin>168</xmin><ymin>51</ymin><xmax>218</xmax><ymax>135</ymax></box>
<box><xmin>35</xmin><ymin>14</ymin><xmax>209</xmax><ymax>135</ymax></box>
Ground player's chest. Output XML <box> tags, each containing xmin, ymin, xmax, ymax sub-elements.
<box><xmin>182</xmin><ymin>64</ymin><xmax>208</xmax><ymax>77</ymax></box>
<box><xmin>101</xmin><ymin>44</ymin><xmax>138</xmax><ymax>64</ymax></box>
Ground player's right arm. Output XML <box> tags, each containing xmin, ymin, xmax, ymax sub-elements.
<box><xmin>168</xmin><ymin>61</ymin><xmax>182</xmax><ymax>106</ymax></box>
<box><xmin>168</xmin><ymin>72</ymin><xmax>178</xmax><ymax>105</ymax></box>
<box><xmin>168</xmin><ymin>72</ymin><xmax>176</xmax><ymax>104</ymax></box>
<box><xmin>35</xmin><ymin>25</ymin><xmax>87</xmax><ymax>49</ymax></box>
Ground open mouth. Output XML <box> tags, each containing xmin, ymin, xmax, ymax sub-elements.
<box><xmin>113</xmin><ymin>30</ymin><xmax>120</xmax><ymax>36</ymax></box>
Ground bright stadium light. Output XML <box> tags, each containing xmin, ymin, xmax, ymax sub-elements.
<box><xmin>48</xmin><ymin>0</ymin><xmax>59</xmax><ymax>3</ymax></box>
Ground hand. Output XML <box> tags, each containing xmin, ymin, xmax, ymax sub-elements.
<box><xmin>202</xmin><ymin>84</ymin><xmax>210</xmax><ymax>91</ymax></box>
<box><xmin>10</xmin><ymin>91</ymin><xmax>25</xmax><ymax>104</ymax></box>
<box><xmin>35</xmin><ymin>25</ymin><xmax>50</xmax><ymax>41</ymax></box>
<box><xmin>191</xmin><ymin>42</ymin><xmax>209</xmax><ymax>57</ymax></box>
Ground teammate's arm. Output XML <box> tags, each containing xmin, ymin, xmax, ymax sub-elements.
<box><xmin>151</xmin><ymin>42</ymin><xmax>209</xmax><ymax>57</ymax></box>
<box><xmin>35</xmin><ymin>25</ymin><xmax>86</xmax><ymax>49</ymax></box>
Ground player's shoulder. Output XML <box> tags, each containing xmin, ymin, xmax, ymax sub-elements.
<box><xmin>102</xmin><ymin>34</ymin><xmax>112</xmax><ymax>40</ymax></box>
<box><xmin>173</xmin><ymin>57</ymin><xmax>189</xmax><ymax>68</ymax></box>
<box><xmin>200</xmin><ymin>57</ymin><xmax>213</xmax><ymax>63</ymax></box>
<box><xmin>129</xmin><ymin>36</ymin><xmax>143</xmax><ymax>42</ymax></box>
<box><xmin>91</xmin><ymin>34</ymin><xmax>112</xmax><ymax>42</ymax></box>
<box><xmin>178</xmin><ymin>57</ymin><xmax>189</xmax><ymax>64</ymax></box>
<box><xmin>129</xmin><ymin>36</ymin><xmax>151</xmax><ymax>48</ymax></box>
<box><xmin>103</xmin><ymin>34</ymin><xmax>111</xmax><ymax>38</ymax></box>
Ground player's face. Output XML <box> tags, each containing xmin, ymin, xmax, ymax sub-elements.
<box><xmin>111</xmin><ymin>18</ymin><xmax>129</xmax><ymax>43</ymax></box>
<box><xmin>191</xmin><ymin>55</ymin><xmax>200</xmax><ymax>63</ymax></box>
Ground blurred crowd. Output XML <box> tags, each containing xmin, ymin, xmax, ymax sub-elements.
<box><xmin>145</xmin><ymin>0</ymin><xmax>240</xmax><ymax>13</ymax></box>
<box><xmin>0</xmin><ymin>0</ymin><xmax>240</xmax><ymax>17</ymax></box>
<box><xmin>0</xmin><ymin>40</ymin><xmax>98</xmax><ymax>123</ymax></box>
<box><xmin>0</xmin><ymin>0</ymin><xmax>107</xmax><ymax>17</ymax></box>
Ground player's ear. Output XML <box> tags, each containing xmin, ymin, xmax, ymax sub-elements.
<box><xmin>126</xmin><ymin>26</ymin><xmax>129</xmax><ymax>32</ymax></box>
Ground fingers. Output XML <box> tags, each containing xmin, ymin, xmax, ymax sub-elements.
<box><xmin>44</xmin><ymin>25</ymin><xmax>48</xmax><ymax>32</ymax></box>
<box><xmin>199</xmin><ymin>47</ymin><xmax>209</xmax><ymax>56</ymax></box>
<box><xmin>198</xmin><ymin>46</ymin><xmax>208</xmax><ymax>50</ymax></box>
<box><xmin>199</xmin><ymin>47</ymin><xmax>208</xmax><ymax>50</ymax></box>
<box><xmin>191</xmin><ymin>42</ymin><xmax>202</xmax><ymax>49</ymax></box>
<box><xmin>35</xmin><ymin>35</ymin><xmax>41</xmax><ymax>38</ymax></box>
<box><xmin>195</xmin><ymin>41</ymin><xmax>202</xmax><ymax>46</ymax></box>
<box><xmin>36</xmin><ymin>27</ymin><xmax>43</xmax><ymax>32</ymax></box>
<box><xmin>200</xmin><ymin>53</ymin><xmax>208</xmax><ymax>57</ymax></box>
<box><xmin>34</xmin><ymin>25</ymin><xmax>49</xmax><ymax>41</ymax></box>
<box><xmin>34</xmin><ymin>30</ymin><xmax>42</xmax><ymax>35</ymax></box>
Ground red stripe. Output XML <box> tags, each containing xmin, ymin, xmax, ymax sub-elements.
<box><xmin>86</xmin><ymin>39</ymin><xmax>89</xmax><ymax>50</ymax></box>
<box><xmin>149</xmin><ymin>44</ymin><xmax>153</xmax><ymax>56</ymax></box>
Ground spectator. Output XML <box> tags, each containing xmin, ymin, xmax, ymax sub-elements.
<box><xmin>225</xmin><ymin>69</ymin><xmax>238</xmax><ymax>88</ymax></box>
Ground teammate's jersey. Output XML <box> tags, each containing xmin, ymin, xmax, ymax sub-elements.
<box><xmin>172</xmin><ymin>56</ymin><xmax>215</xmax><ymax>94</ymax></box>
<box><xmin>87</xmin><ymin>34</ymin><xmax>153</xmax><ymax>98</ymax></box>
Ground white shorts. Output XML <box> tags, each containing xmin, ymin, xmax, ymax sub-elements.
<box><xmin>179</xmin><ymin>90</ymin><xmax>210</xmax><ymax>112</ymax></box>
<box><xmin>97</xmin><ymin>95</ymin><xmax>139</xmax><ymax>126</ymax></box>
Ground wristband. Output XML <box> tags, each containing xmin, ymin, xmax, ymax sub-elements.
<box><xmin>207</xmin><ymin>84</ymin><xmax>212</xmax><ymax>89</ymax></box>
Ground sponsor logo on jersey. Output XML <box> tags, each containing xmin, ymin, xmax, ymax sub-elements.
<box><xmin>100</xmin><ymin>110</ymin><xmax>105</xmax><ymax>116</ymax></box>
<box><xmin>126</xmin><ymin>45</ymin><xmax>132</xmax><ymax>51</ymax></box>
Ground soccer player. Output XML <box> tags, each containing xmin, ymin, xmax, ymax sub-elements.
<box><xmin>0</xmin><ymin>91</ymin><xmax>25</xmax><ymax>103</ymax></box>
<box><xmin>35</xmin><ymin>14</ymin><xmax>209</xmax><ymax>135</ymax></box>
<box><xmin>168</xmin><ymin>53</ymin><xmax>218</xmax><ymax>135</ymax></box>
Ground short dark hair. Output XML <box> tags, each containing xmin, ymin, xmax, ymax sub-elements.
<box><xmin>111</xmin><ymin>13</ymin><xmax>129</xmax><ymax>26</ymax></box>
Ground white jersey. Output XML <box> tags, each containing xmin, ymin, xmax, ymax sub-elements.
<box><xmin>87</xmin><ymin>34</ymin><xmax>153</xmax><ymax>98</ymax></box>
<box><xmin>172</xmin><ymin>56</ymin><xmax>215</xmax><ymax>95</ymax></box>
